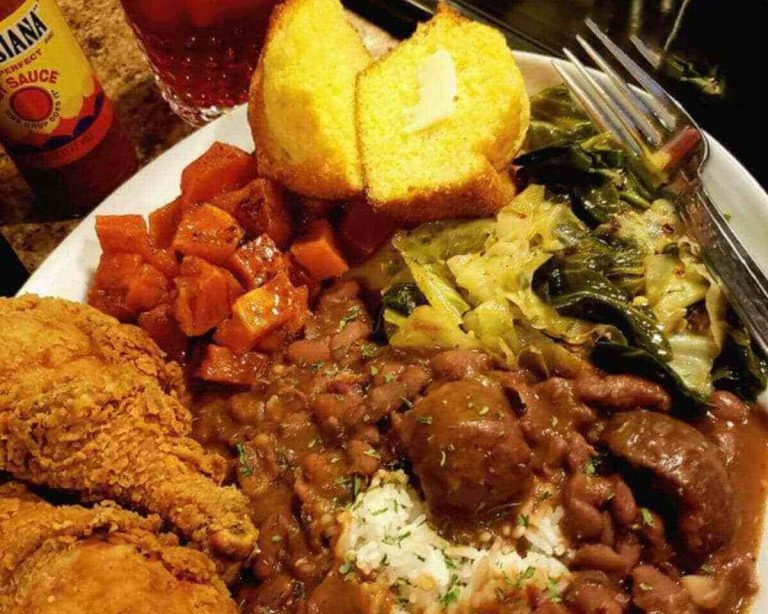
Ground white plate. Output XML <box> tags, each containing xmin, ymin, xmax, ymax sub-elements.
<box><xmin>18</xmin><ymin>51</ymin><xmax>768</xmax><ymax>611</ymax></box>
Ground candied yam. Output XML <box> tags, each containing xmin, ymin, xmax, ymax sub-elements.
<box><xmin>137</xmin><ymin>302</ymin><xmax>188</xmax><ymax>362</ymax></box>
<box><xmin>196</xmin><ymin>344</ymin><xmax>268</xmax><ymax>386</ymax></box>
<box><xmin>213</xmin><ymin>272</ymin><xmax>296</xmax><ymax>353</ymax></box>
<box><xmin>172</xmin><ymin>204</ymin><xmax>245</xmax><ymax>265</ymax></box>
<box><xmin>209</xmin><ymin>179</ymin><xmax>294</xmax><ymax>247</ymax></box>
<box><xmin>289</xmin><ymin>218</ymin><xmax>349</xmax><ymax>281</ymax></box>
<box><xmin>180</xmin><ymin>142</ymin><xmax>258</xmax><ymax>206</ymax></box>
<box><xmin>149</xmin><ymin>198</ymin><xmax>183</xmax><ymax>248</ymax></box>
<box><xmin>338</xmin><ymin>199</ymin><xmax>399</xmax><ymax>262</ymax></box>
<box><xmin>174</xmin><ymin>256</ymin><xmax>243</xmax><ymax>336</ymax></box>
<box><xmin>125</xmin><ymin>263</ymin><xmax>169</xmax><ymax>313</ymax></box>
<box><xmin>226</xmin><ymin>235</ymin><xmax>288</xmax><ymax>289</ymax></box>
<box><xmin>147</xmin><ymin>247</ymin><xmax>180</xmax><ymax>279</ymax></box>
<box><xmin>95</xmin><ymin>215</ymin><xmax>152</xmax><ymax>258</ymax></box>
<box><xmin>255</xmin><ymin>285</ymin><xmax>310</xmax><ymax>351</ymax></box>
<box><xmin>87</xmin><ymin>253</ymin><xmax>144</xmax><ymax>321</ymax></box>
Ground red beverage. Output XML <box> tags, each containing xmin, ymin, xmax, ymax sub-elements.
<box><xmin>119</xmin><ymin>0</ymin><xmax>280</xmax><ymax>124</ymax></box>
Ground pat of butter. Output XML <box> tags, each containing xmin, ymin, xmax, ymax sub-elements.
<box><xmin>404</xmin><ymin>49</ymin><xmax>458</xmax><ymax>133</ymax></box>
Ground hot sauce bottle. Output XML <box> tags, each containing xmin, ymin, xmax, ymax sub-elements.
<box><xmin>0</xmin><ymin>0</ymin><xmax>138</xmax><ymax>216</ymax></box>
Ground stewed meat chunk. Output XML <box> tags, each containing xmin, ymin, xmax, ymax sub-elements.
<box><xmin>599</xmin><ymin>410</ymin><xmax>736</xmax><ymax>557</ymax></box>
<box><xmin>395</xmin><ymin>379</ymin><xmax>533</xmax><ymax>515</ymax></box>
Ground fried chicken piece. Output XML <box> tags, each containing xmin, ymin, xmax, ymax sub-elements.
<box><xmin>0</xmin><ymin>296</ymin><xmax>257</xmax><ymax>560</ymax></box>
<box><xmin>0</xmin><ymin>483</ymin><xmax>237</xmax><ymax>614</ymax></box>
<box><xmin>0</xmin><ymin>294</ymin><xmax>185</xmax><ymax>398</ymax></box>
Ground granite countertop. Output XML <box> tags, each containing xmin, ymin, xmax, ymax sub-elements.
<box><xmin>0</xmin><ymin>0</ymin><xmax>394</xmax><ymax>273</ymax></box>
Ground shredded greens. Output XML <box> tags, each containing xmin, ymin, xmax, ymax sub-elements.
<box><xmin>348</xmin><ymin>86</ymin><xmax>766</xmax><ymax>405</ymax></box>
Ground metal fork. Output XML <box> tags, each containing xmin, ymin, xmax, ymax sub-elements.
<box><xmin>553</xmin><ymin>18</ymin><xmax>768</xmax><ymax>357</ymax></box>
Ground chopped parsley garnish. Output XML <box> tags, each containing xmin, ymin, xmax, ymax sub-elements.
<box><xmin>310</xmin><ymin>361</ymin><xmax>325</xmax><ymax>372</ymax></box>
<box><xmin>235</xmin><ymin>443</ymin><xmax>253</xmax><ymax>477</ymax></box>
<box><xmin>517</xmin><ymin>514</ymin><xmax>530</xmax><ymax>528</ymax></box>
<box><xmin>270</xmin><ymin>534</ymin><xmax>282</xmax><ymax>543</ymax></box>
<box><xmin>339</xmin><ymin>562</ymin><xmax>353</xmax><ymax>575</ymax></box>
<box><xmin>440</xmin><ymin>574</ymin><xmax>462</xmax><ymax>606</ymax></box>
<box><xmin>383</xmin><ymin>372</ymin><xmax>397</xmax><ymax>383</ymax></box>
<box><xmin>372</xmin><ymin>507</ymin><xmax>388</xmax><ymax>516</ymax></box>
<box><xmin>584</xmin><ymin>458</ymin><xmax>598</xmax><ymax>476</ymax></box>
<box><xmin>361</xmin><ymin>343</ymin><xmax>378</xmax><ymax>359</ymax></box>
<box><xmin>416</xmin><ymin>415</ymin><xmax>433</xmax><ymax>425</ymax></box>
<box><xmin>640</xmin><ymin>508</ymin><xmax>654</xmax><ymax>526</ymax></box>
<box><xmin>370</xmin><ymin>365</ymin><xmax>380</xmax><ymax>376</ymax></box>
<box><xmin>443</xmin><ymin>553</ymin><xmax>458</xmax><ymax>570</ymax></box>
<box><xmin>353</xmin><ymin>475</ymin><xmax>363</xmax><ymax>498</ymax></box>
<box><xmin>546</xmin><ymin>578</ymin><xmax>562</xmax><ymax>603</ymax></box>
<box><xmin>363</xmin><ymin>448</ymin><xmax>381</xmax><ymax>459</ymax></box>
<box><xmin>338</xmin><ymin>306</ymin><xmax>361</xmax><ymax>332</ymax></box>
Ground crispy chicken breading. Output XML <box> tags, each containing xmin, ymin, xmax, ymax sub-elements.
<box><xmin>0</xmin><ymin>483</ymin><xmax>238</xmax><ymax>614</ymax></box>
<box><xmin>0</xmin><ymin>296</ymin><xmax>257</xmax><ymax>560</ymax></box>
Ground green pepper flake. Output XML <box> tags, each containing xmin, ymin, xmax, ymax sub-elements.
<box><xmin>372</xmin><ymin>507</ymin><xmax>388</xmax><ymax>516</ymax></box>
<box><xmin>338</xmin><ymin>306</ymin><xmax>361</xmax><ymax>332</ymax></box>
<box><xmin>361</xmin><ymin>343</ymin><xmax>377</xmax><ymax>359</ymax></box>
<box><xmin>270</xmin><ymin>534</ymin><xmax>282</xmax><ymax>543</ymax></box>
<box><xmin>640</xmin><ymin>508</ymin><xmax>654</xmax><ymax>526</ymax></box>
<box><xmin>363</xmin><ymin>448</ymin><xmax>381</xmax><ymax>459</ymax></box>
<box><xmin>517</xmin><ymin>514</ymin><xmax>529</xmax><ymax>528</ymax></box>
<box><xmin>478</xmin><ymin>406</ymin><xmax>490</xmax><ymax>416</ymax></box>
<box><xmin>416</xmin><ymin>415</ymin><xmax>433</xmax><ymax>425</ymax></box>
<box><xmin>235</xmin><ymin>443</ymin><xmax>253</xmax><ymax>477</ymax></box>
<box><xmin>638</xmin><ymin>582</ymin><xmax>653</xmax><ymax>591</ymax></box>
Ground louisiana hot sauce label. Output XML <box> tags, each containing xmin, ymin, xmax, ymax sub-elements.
<box><xmin>0</xmin><ymin>0</ymin><xmax>113</xmax><ymax>169</ymax></box>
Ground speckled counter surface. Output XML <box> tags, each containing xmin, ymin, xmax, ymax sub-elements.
<box><xmin>0</xmin><ymin>1</ymin><xmax>394</xmax><ymax>273</ymax></box>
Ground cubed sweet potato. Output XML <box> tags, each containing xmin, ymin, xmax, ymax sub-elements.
<box><xmin>180</xmin><ymin>142</ymin><xmax>258</xmax><ymax>206</ymax></box>
<box><xmin>226</xmin><ymin>235</ymin><xmax>288</xmax><ymax>289</ymax></box>
<box><xmin>172</xmin><ymin>204</ymin><xmax>245</xmax><ymax>265</ymax></box>
<box><xmin>289</xmin><ymin>218</ymin><xmax>349</xmax><ymax>282</ymax></box>
<box><xmin>147</xmin><ymin>247</ymin><xmax>180</xmax><ymax>279</ymax></box>
<box><xmin>255</xmin><ymin>285</ymin><xmax>310</xmax><ymax>351</ymax></box>
<box><xmin>209</xmin><ymin>179</ymin><xmax>293</xmax><ymax>247</ymax></box>
<box><xmin>338</xmin><ymin>199</ymin><xmax>399</xmax><ymax>262</ymax></box>
<box><xmin>149</xmin><ymin>198</ymin><xmax>183</xmax><ymax>248</ymax></box>
<box><xmin>174</xmin><ymin>256</ymin><xmax>244</xmax><ymax>336</ymax></box>
<box><xmin>125</xmin><ymin>263</ymin><xmax>169</xmax><ymax>313</ymax></box>
<box><xmin>95</xmin><ymin>215</ymin><xmax>152</xmax><ymax>259</ymax></box>
<box><xmin>213</xmin><ymin>271</ymin><xmax>297</xmax><ymax>353</ymax></box>
<box><xmin>87</xmin><ymin>253</ymin><xmax>144</xmax><ymax>321</ymax></box>
<box><xmin>137</xmin><ymin>302</ymin><xmax>188</xmax><ymax>362</ymax></box>
<box><xmin>196</xmin><ymin>344</ymin><xmax>268</xmax><ymax>386</ymax></box>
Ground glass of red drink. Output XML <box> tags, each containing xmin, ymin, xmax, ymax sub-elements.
<box><xmin>119</xmin><ymin>0</ymin><xmax>280</xmax><ymax>125</ymax></box>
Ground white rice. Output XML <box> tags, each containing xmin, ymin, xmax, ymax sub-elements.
<box><xmin>336</xmin><ymin>471</ymin><xmax>571</xmax><ymax>613</ymax></box>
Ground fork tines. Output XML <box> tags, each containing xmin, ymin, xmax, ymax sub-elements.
<box><xmin>553</xmin><ymin>18</ymin><xmax>679</xmax><ymax>157</ymax></box>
